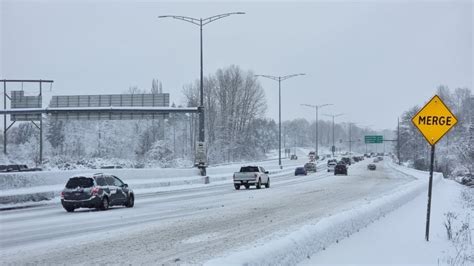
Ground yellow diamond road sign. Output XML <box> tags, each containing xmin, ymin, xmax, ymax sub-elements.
<box><xmin>412</xmin><ymin>95</ymin><xmax>458</xmax><ymax>146</ymax></box>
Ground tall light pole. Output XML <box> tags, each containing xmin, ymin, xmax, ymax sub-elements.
<box><xmin>301</xmin><ymin>103</ymin><xmax>332</xmax><ymax>159</ymax></box>
<box><xmin>323</xmin><ymin>113</ymin><xmax>344</xmax><ymax>157</ymax></box>
<box><xmin>397</xmin><ymin>117</ymin><xmax>401</xmax><ymax>165</ymax></box>
<box><xmin>256</xmin><ymin>74</ymin><xmax>305</xmax><ymax>168</ymax></box>
<box><xmin>347</xmin><ymin>122</ymin><xmax>359</xmax><ymax>154</ymax></box>
<box><xmin>159</xmin><ymin>12</ymin><xmax>245</xmax><ymax>174</ymax></box>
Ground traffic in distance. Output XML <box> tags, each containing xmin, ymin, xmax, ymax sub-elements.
<box><xmin>54</xmin><ymin>151</ymin><xmax>389</xmax><ymax>212</ymax></box>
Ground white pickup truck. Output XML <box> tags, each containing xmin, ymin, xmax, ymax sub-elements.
<box><xmin>233</xmin><ymin>166</ymin><xmax>270</xmax><ymax>190</ymax></box>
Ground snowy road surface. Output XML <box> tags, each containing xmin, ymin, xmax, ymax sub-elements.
<box><xmin>0</xmin><ymin>160</ymin><xmax>414</xmax><ymax>264</ymax></box>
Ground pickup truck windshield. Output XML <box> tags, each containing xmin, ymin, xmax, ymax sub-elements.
<box><xmin>240</xmin><ymin>166</ymin><xmax>259</xmax><ymax>172</ymax></box>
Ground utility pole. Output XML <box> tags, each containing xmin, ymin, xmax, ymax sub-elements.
<box><xmin>324</xmin><ymin>113</ymin><xmax>344</xmax><ymax>157</ymax></box>
<box><xmin>159</xmin><ymin>12</ymin><xmax>245</xmax><ymax>175</ymax></box>
<box><xmin>256</xmin><ymin>73</ymin><xmax>305</xmax><ymax>168</ymax></box>
<box><xmin>397</xmin><ymin>117</ymin><xmax>401</xmax><ymax>165</ymax></box>
<box><xmin>39</xmin><ymin>81</ymin><xmax>43</xmax><ymax>165</ymax></box>
<box><xmin>301</xmin><ymin>103</ymin><xmax>332</xmax><ymax>159</ymax></box>
<box><xmin>3</xmin><ymin>80</ymin><xmax>6</xmax><ymax>155</ymax></box>
<box><xmin>349</xmin><ymin>122</ymin><xmax>352</xmax><ymax>154</ymax></box>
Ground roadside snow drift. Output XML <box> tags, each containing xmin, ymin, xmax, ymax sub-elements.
<box><xmin>0</xmin><ymin>158</ymin><xmax>307</xmax><ymax>206</ymax></box>
<box><xmin>207</xmin><ymin>162</ymin><xmax>443</xmax><ymax>266</ymax></box>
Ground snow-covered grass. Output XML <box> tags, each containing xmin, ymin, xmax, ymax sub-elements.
<box><xmin>207</xmin><ymin>160</ymin><xmax>473</xmax><ymax>265</ymax></box>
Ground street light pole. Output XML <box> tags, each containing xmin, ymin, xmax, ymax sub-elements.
<box><xmin>323</xmin><ymin>113</ymin><xmax>344</xmax><ymax>157</ymax></box>
<box><xmin>200</xmin><ymin>18</ymin><xmax>204</xmax><ymax>142</ymax></box>
<box><xmin>256</xmin><ymin>74</ymin><xmax>305</xmax><ymax>169</ymax></box>
<box><xmin>279</xmin><ymin>78</ymin><xmax>281</xmax><ymax>166</ymax></box>
<box><xmin>361</xmin><ymin>124</ymin><xmax>374</xmax><ymax>155</ymax></box>
<box><xmin>347</xmin><ymin>122</ymin><xmax>359</xmax><ymax>154</ymax></box>
<box><xmin>349</xmin><ymin>122</ymin><xmax>352</xmax><ymax>154</ymax></box>
<box><xmin>159</xmin><ymin>12</ymin><xmax>245</xmax><ymax>174</ymax></box>
<box><xmin>301</xmin><ymin>103</ymin><xmax>332</xmax><ymax>159</ymax></box>
<box><xmin>332</xmin><ymin>116</ymin><xmax>335</xmax><ymax>155</ymax></box>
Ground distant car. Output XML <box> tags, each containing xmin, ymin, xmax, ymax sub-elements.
<box><xmin>295</xmin><ymin>167</ymin><xmax>307</xmax><ymax>176</ymax></box>
<box><xmin>338</xmin><ymin>160</ymin><xmax>346</xmax><ymax>165</ymax></box>
<box><xmin>367</xmin><ymin>164</ymin><xmax>376</xmax><ymax>170</ymax></box>
<box><xmin>327</xmin><ymin>159</ymin><xmax>337</xmax><ymax>166</ymax></box>
<box><xmin>304</xmin><ymin>162</ymin><xmax>317</xmax><ymax>172</ymax></box>
<box><xmin>334</xmin><ymin>163</ymin><xmax>348</xmax><ymax>175</ymax></box>
<box><xmin>0</xmin><ymin>164</ymin><xmax>42</xmax><ymax>172</ymax></box>
<box><xmin>100</xmin><ymin>165</ymin><xmax>124</xmax><ymax>169</ymax></box>
<box><xmin>455</xmin><ymin>175</ymin><xmax>474</xmax><ymax>187</ymax></box>
<box><xmin>377</xmin><ymin>156</ymin><xmax>384</xmax><ymax>161</ymax></box>
<box><xmin>341</xmin><ymin>157</ymin><xmax>352</xmax><ymax>166</ymax></box>
<box><xmin>327</xmin><ymin>161</ymin><xmax>337</xmax><ymax>172</ymax></box>
<box><xmin>373</xmin><ymin>158</ymin><xmax>380</xmax><ymax>163</ymax></box>
<box><xmin>290</xmin><ymin>154</ymin><xmax>298</xmax><ymax>160</ymax></box>
<box><xmin>61</xmin><ymin>173</ymin><xmax>134</xmax><ymax>212</ymax></box>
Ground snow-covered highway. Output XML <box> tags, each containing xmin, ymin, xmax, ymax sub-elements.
<box><xmin>0</xmin><ymin>160</ymin><xmax>415</xmax><ymax>264</ymax></box>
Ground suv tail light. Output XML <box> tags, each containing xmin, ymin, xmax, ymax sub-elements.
<box><xmin>60</xmin><ymin>191</ymin><xmax>64</xmax><ymax>199</ymax></box>
<box><xmin>91</xmin><ymin>187</ymin><xmax>99</xmax><ymax>196</ymax></box>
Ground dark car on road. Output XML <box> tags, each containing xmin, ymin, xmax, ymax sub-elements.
<box><xmin>0</xmin><ymin>164</ymin><xmax>42</xmax><ymax>172</ymax></box>
<box><xmin>61</xmin><ymin>173</ymin><xmax>134</xmax><ymax>212</ymax></box>
<box><xmin>334</xmin><ymin>162</ymin><xmax>348</xmax><ymax>175</ymax></box>
<box><xmin>295</xmin><ymin>167</ymin><xmax>307</xmax><ymax>176</ymax></box>
<box><xmin>340</xmin><ymin>157</ymin><xmax>352</xmax><ymax>166</ymax></box>
<box><xmin>304</xmin><ymin>162</ymin><xmax>317</xmax><ymax>172</ymax></box>
<box><xmin>367</xmin><ymin>164</ymin><xmax>376</xmax><ymax>170</ymax></box>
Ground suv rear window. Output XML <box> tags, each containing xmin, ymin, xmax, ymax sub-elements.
<box><xmin>240</xmin><ymin>166</ymin><xmax>259</xmax><ymax>172</ymax></box>
<box><xmin>95</xmin><ymin>176</ymin><xmax>107</xmax><ymax>186</ymax></box>
<box><xmin>66</xmin><ymin>177</ymin><xmax>94</xmax><ymax>189</ymax></box>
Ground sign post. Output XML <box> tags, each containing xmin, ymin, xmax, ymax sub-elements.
<box><xmin>411</xmin><ymin>95</ymin><xmax>457</xmax><ymax>241</ymax></box>
<box><xmin>195</xmin><ymin>141</ymin><xmax>208</xmax><ymax>177</ymax></box>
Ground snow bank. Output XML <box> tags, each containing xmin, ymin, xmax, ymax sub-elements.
<box><xmin>206</xmin><ymin>162</ymin><xmax>443</xmax><ymax>266</ymax></box>
<box><xmin>0</xmin><ymin>168</ymin><xmax>199</xmax><ymax>204</ymax></box>
<box><xmin>0</xmin><ymin>158</ymin><xmax>306</xmax><ymax>206</ymax></box>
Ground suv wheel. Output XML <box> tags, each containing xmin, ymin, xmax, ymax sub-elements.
<box><xmin>125</xmin><ymin>194</ymin><xmax>134</xmax><ymax>208</ymax></box>
<box><xmin>99</xmin><ymin>197</ymin><xmax>109</xmax><ymax>211</ymax></box>
<box><xmin>256</xmin><ymin>178</ymin><xmax>262</xmax><ymax>189</ymax></box>
<box><xmin>234</xmin><ymin>184</ymin><xmax>241</xmax><ymax>190</ymax></box>
<box><xmin>64</xmin><ymin>207</ymin><xmax>75</xmax><ymax>212</ymax></box>
<box><xmin>265</xmin><ymin>178</ymin><xmax>270</xmax><ymax>188</ymax></box>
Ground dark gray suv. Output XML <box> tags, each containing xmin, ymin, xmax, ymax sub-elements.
<box><xmin>61</xmin><ymin>173</ymin><xmax>134</xmax><ymax>212</ymax></box>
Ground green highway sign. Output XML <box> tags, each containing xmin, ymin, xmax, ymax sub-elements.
<box><xmin>365</xmin><ymin>135</ymin><xmax>383</xmax><ymax>144</ymax></box>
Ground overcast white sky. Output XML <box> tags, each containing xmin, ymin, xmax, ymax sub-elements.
<box><xmin>1</xmin><ymin>0</ymin><xmax>472</xmax><ymax>130</ymax></box>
